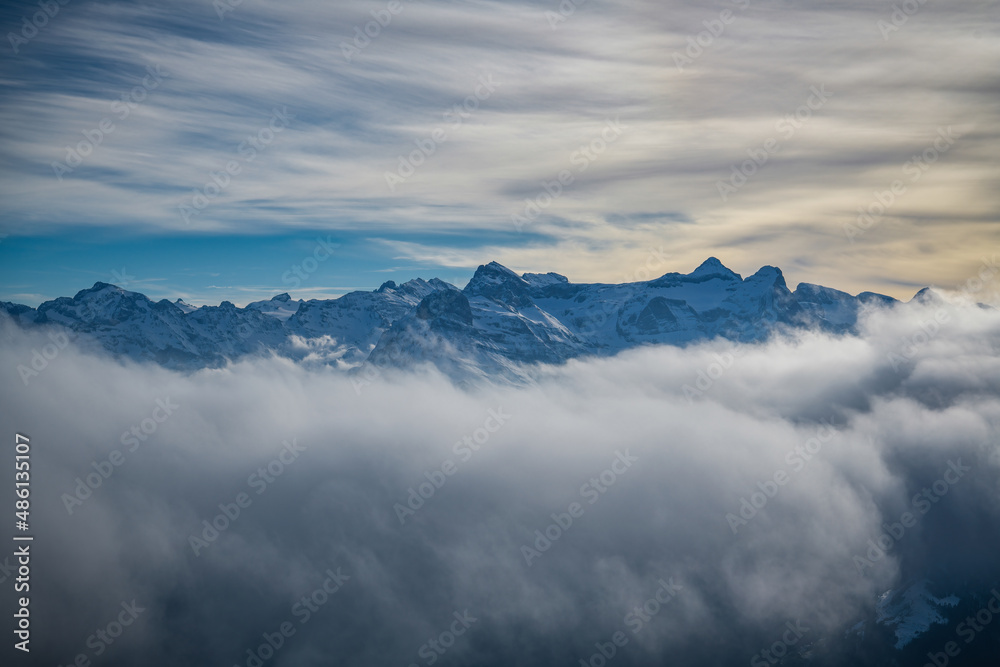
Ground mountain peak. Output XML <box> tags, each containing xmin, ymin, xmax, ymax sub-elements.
<box><xmin>464</xmin><ymin>262</ymin><xmax>532</xmax><ymax>307</ymax></box>
<box><xmin>427</xmin><ymin>278</ymin><xmax>455</xmax><ymax>290</ymax></box>
<box><xmin>174</xmin><ymin>298</ymin><xmax>199</xmax><ymax>313</ymax></box>
<box><xmin>689</xmin><ymin>257</ymin><xmax>740</xmax><ymax>280</ymax></box>
<box><xmin>71</xmin><ymin>282</ymin><xmax>136</xmax><ymax>303</ymax></box>
<box><xmin>482</xmin><ymin>261</ymin><xmax>521</xmax><ymax>278</ymax></box>
<box><xmin>522</xmin><ymin>271</ymin><xmax>569</xmax><ymax>287</ymax></box>
<box><xmin>78</xmin><ymin>281</ymin><xmax>124</xmax><ymax>296</ymax></box>
<box><xmin>911</xmin><ymin>287</ymin><xmax>942</xmax><ymax>304</ymax></box>
<box><xmin>747</xmin><ymin>265</ymin><xmax>786</xmax><ymax>287</ymax></box>
<box><xmin>465</xmin><ymin>262</ymin><xmax>524</xmax><ymax>289</ymax></box>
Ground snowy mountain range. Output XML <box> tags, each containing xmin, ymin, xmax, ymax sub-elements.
<box><xmin>6</xmin><ymin>258</ymin><xmax>998</xmax><ymax>661</ymax></box>
<box><xmin>1</xmin><ymin>257</ymin><xmax>904</xmax><ymax>378</ymax></box>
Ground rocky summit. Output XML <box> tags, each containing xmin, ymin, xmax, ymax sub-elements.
<box><xmin>1</xmin><ymin>258</ymin><xmax>906</xmax><ymax>381</ymax></box>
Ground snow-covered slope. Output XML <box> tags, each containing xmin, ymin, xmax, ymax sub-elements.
<box><xmin>244</xmin><ymin>293</ymin><xmax>302</xmax><ymax>321</ymax></box>
<box><xmin>8</xmin><ymin>282</ymin><xmax>289</xmax><ymax>367</ymax></box>
<box><xmin>1</xmin><ymin>258</ymin><xmax>902</xmax><ymax>375</ymax></box>
<box><xmin>364</xmin><ymin>257</ymin><xmax>899</xmax><ymax>381</ymax></box>
<box><xmin>875</xmin><ymin>580</ymin><xmax>960</xmax><ymax>649</ymax></box>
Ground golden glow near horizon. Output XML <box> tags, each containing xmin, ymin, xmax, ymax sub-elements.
<box><xmin>0</xmin><ymin>1</ymin><xmax>996</xmax><ymax>303</ymax></box>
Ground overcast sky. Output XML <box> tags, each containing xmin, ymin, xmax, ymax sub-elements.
<box><xmin>0</xmin><ymin>0</ymin><xmax>998</xmax><ymax>305</ymax></box>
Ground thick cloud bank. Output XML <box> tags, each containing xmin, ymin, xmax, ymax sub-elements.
<box><xmin>1</xmin><ymin>296</ymin><xmax>999</xmax><ymax>666</ymax></box>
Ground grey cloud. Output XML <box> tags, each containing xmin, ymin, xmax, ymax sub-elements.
<box><xmin>1</xmin><ymin>297</ymin><xmax>999</xmax><ymax>664</ymax></box>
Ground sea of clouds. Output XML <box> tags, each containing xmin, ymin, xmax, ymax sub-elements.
<box><xmin>1</xmin><ymin>294</ymin><xmax>998</xmax><ymax>666</ymax></box>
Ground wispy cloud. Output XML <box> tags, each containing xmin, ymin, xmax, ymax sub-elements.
<box><xmin>0</xmin><ymin>0</ymin><xmax>997</xmax><ymax>298</ymax></box>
